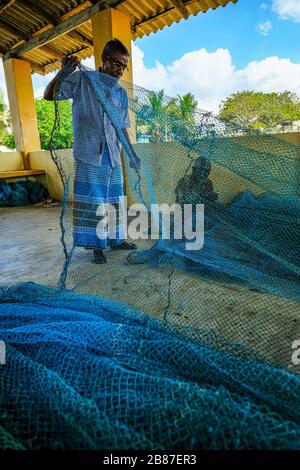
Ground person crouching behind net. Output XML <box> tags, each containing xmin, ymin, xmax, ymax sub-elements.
<box><xmin>44</xmin><ymin>39</ymin><xmax>140</xmax><ymax>264</ymax></box>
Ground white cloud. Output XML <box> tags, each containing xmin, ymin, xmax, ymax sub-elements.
<box><xmin>260</xmin><ymin>3</ymin><xmax>269</xmax><ymax>10</ymax></box>
<box><xmin>256</xmin><ymin>20</ymin><xmax>272</xmax><ymax>36</ymax></box>
<box><xmin>1</xmin><ymin>47</ymin><xmax>300</xmax><ymax>115</ymax></box>
<box><xmin>237</xmin><ymin>56</ymin><xmax>300</xmax><ymax>93</ymax></box>
<box><xmin>272</xmin><ymin>0</ymin><xmax>300</xmax><ymax>23</ymax></box>
<box><xmin>132</xmin><ymin>45</ymin><xmax>237</xmax><ymax>112</ymax></box>
<box><xmin>132</xmin><ymin>44</ymin><xmax>300</xmax><ymax>113</ymax></box>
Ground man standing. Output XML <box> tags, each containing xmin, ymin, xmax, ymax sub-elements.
<box><xmin>44</xmin><ymin>39</ymin><xmax>140</xmax><ymax>263</ymax></box>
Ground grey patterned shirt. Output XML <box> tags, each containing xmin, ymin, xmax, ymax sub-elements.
<box><xmin>57</xmin><ymin>70</ymin><xmax>131</xmax><ymax>168</ymax></box>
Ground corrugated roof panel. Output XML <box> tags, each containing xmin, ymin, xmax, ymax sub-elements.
<box><xmin>120</xmin><ymin>2</ymin><xmax>143</xmax><ymax>22</ymax></box>
<box><xmin>0</xmin><ymin>0</ymin><xmax>237</xmax><ymax>73</ymax></box>
<box><xmin>76</xmin><ymin>23</ymin><xmax>92</xmax><ymax>37</ymax></box>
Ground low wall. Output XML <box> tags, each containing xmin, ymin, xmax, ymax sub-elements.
<box><xmin>29</xmin><ymin>149</ymin><xmax>73</xmax><ymax>200</ymax></box>
<box><xmin>0</xmin><ymin>130</ymin><xmax>298</xmax><ymax>204</ymax></box>
<box><xmin>0</xmin><ymin>151</ymin><xmax>24</xmax><ymax>171</ymax></box>
<box><xmin>26</xmin><ymin>133</ymin><xmax>300</xmax><ymax>204</ymax></box>
<box><xmin>275</xmin><ymin>132</ymin><xmax>300</xmax><ymax>147</ymax></box>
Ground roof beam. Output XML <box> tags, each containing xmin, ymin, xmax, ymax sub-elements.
<box><xmin>3</xmin><ymin>0</ymin><xmax>126</xmax><ymax>61</ymax></box>
<box><xmin>58</xmin><ymin>1</ymin><xmax>93</xmax><ymax>22</ymax></box>
<box><xmin>0</xmin><ymin>22</ymin><xmax>74</xmax><ymax>62</ymax></box>
<box><xmin>18</xmin><ymin>1</ymin><xmax>93</xmax><ymax>47</ymax></box>
<box><xmin>43</xmin><ymin>45</ymin><xmax>91</xmax><ymax>69</ymax></box>
<box><xmin>169</xmin><ymin>0</ymin><xmax>189</xmax><ymax>19</ymax></box>
<box><xmin>1</xmin><ymin>1</ymin><xmax>94</xmax><ymax>51</ymax></box>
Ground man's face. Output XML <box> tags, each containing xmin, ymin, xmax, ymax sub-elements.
<box><xmin>102</xmin><ymin>52</ymin><xmax>129</xmax><ymax>79</ymax></box>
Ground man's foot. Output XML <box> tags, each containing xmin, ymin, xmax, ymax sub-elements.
<box><xmin>111</xmin><ymin>241</ymin><xmax>137</xmax><ymax>250</ymax></box>
<box><xmin>93</xmin><ymin>249</ymin><xmax>107</xmax><ymax>264</ymax></box>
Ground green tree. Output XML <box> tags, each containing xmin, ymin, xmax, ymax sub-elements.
<box><xmin>176</xmin><ymin>93</ymin><xmax>198</xmax><ymax>122</ymax></box>
<box><xmin>3</xmin><ymin>132</ymin><xmax>15</xmax><ymax>149</ymax></box>
<box><xmin>165</xmin><ymin>93</ymin><xmax>198</xmax><ymax>145</ymax></box>
<box><xmin>0</xmin><ymin>88</ymin><xmax>10</xmax><ymax>146</ymax></box>
<box><xmin>136</xmin><ymin>90</ymin><xmax>199</xmax><ymax>142</ymax></box>
<box><xmin>219</xmin><ymin>90</ymin><xmax>300</xmax><ymax>129</ymax></box>
<box><xmin>35</xmin><ymin>98</ymin><xmax>73</xmax><ymax>149</ymax></box>
<box><xmin>136</xmin><ymin>89</ymin><xmax>169</xmax><ymax>141</ymax></box>
<box><xmin>2</xmin><ymin>98</ymin><xmax>73</xmax><ymax>150</ymax></box>
<box><xmin>0</xmin><ymin>91</ymin><xmax>5</xmax><ymax>144</ymax></box>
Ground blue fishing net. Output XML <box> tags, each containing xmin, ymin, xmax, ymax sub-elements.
<box><xmin>0</xmin><ymin>180</ymin><xmax>48</xmax><ymax>207</ymax></box>
<box><xmin>1</xmin><ymin>282</ymin><xmax>300</xmax><ymax>450</ymax></box>
<box><xmin>1</xmin><ymin>63</ymin><xmax>300</xmax><ymax>450</ymax></box>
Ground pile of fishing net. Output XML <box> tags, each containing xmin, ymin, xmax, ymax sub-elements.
<box><xmin>0</xmin><ymin>180</ymin><xmax>48</xmax><ymax>207</ymax></box>
<box><xmin>1</xmin><ymin>283</ymin><xmax>300</xmax><ymax>450</ymax></box>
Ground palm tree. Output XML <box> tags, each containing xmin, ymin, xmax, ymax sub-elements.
<box><xmin>166</xmin><ymin>93</ymin><xmax>199</xmax><ymax>145</ymax></box>
<box><xmin>177</xmin><ymin>93</ymin><xmax>198</xmax><ymax>122</ymax></box>
<box><xmin>135</xmin><ymin>90</ymin><xmax>199</xmax><ymax>143</ymax></box>
<box><xmin>137</xmin><ymin>89</ymin><xmax>170</xmax><ymax>142</ymax></box>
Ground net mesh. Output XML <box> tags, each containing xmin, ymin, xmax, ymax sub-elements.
<box><xmin>1</xmin><ymin>63</ymin><xmax>300</xmax><ymax>450</ymax></box>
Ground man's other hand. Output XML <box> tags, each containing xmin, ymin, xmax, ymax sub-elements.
<box><xmin>61</xmin><ymin>57</ymin><xmax>80</xmax><ymax>74</ymax></box>
<box><xmin>130</xmin><ymin>154</ymin><xmax>141</xmax><ymax>171</ymax></box>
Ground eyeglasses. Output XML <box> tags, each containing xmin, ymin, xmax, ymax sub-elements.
<box><xmin>108</xmin><ymin>57</ymin><xmax>129</xmax><ymax>72</ymax></box>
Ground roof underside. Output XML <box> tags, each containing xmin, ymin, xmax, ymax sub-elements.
<box><xmin>0</xmin><ymin>0</ymin><xmax>237</xmax><ymax>75</ymax></box>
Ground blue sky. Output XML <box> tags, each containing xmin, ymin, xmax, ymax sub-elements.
<box><xmin>130</xmin><ymin>0</ymin><xmax>300</xmax><ymax>111</ymax></box>
<box><xmin>1</xmin><ymin>0</ymin><xmax>299</xmax><ymax>113</ymax></box>
<box><xmin>135</xmin><ymin>0</ymin><xmax>300</xmax><ymax>70</ymax></box>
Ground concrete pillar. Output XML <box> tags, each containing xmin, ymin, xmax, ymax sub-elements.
<box><xmin>92</xmin><ymin>8</ymin><xmax>137</xmax><ymax>204</ymax></box>
<box><xmin>92</xmin><ymin>8</ymin><xmax>133</xmax><ymax>83</ymax></box>
<box><xmin>3</xmin><ymin>58</ymin><xmax>41</xmax><ymax>168</ymax></box>
<box><xmin>92</xmin><ymin>7</ymin><xmax>136</xmax><ymax>139</ymax></box>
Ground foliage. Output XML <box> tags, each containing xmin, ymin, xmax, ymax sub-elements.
<box><xmin>35</xmin><ymin>99</ymin><xmax>73</xmax><ymax>150</ymax></box>
<box><xmin>0</xmin><ymin>88</ymin><xmax>11</xmax><ymax>146</ymax></box>
<box><xmin>136</xmin><ymin>90</ymin><xmax>199</xmax><ymax>142</ymax></box>
<box><xmin>3</xmin><ymin>87</ymin><xmax>300</xmax><ymax>150</ymax></box>
<box><xmin>219</xmin><ymin>91</ymin><xmax>300</xmax><ymax>129</ymax></box>
<box><xmin>1</xmin><ymin>96</ymin><xmax>73</xmax><ymax>150</ymax></box>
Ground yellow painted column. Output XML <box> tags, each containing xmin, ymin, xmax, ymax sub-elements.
<box><xmin>92</xmin><ymin>8</ymin><xmax>137</xmax><ymax>204</ymax></box>
<box><xmin>92</xmin><ymin>8</ymin><xmax>133</xmax><ymax>83</ymax></box>
<box><xmin>3</xmin><ymin>58</ymin><xmax>41</xmax><ymax>168</ymax></box>
<box><xmin>92</xmin><ymin>8</ymin><xmax>136</xmax><ymax>138</ymax></box>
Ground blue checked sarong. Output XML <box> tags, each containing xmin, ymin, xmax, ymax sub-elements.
<box><xmin>73</xmin><ymin>147</ymin><xmax>125</xmax><ymax>249</ymax></box>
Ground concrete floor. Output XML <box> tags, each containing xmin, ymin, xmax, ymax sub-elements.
<box><xmin>0</xmin><ymin>205</ymin><xmax>64</xmax><ymax>286</ymax></box>
<box><xmin>1</xmin><ymin>205</ymin><xmax>300</xmax><ymax>371</ymax></box>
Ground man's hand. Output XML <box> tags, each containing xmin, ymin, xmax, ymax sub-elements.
<box><xmin>130</xmin><ymin>150</ymin><xmax>141</xmax><ymax>171</ymax></box>
<box><xmin>61</xmin><ymin>56</ymin><xmax>80</xmax><ymax>74</ymax></box>
<box><xmin>44</xmin><ymin>56</ymin><xmax>80</xmax><ymax>101</ymax></box>
<box><xmin>122</xmin><ymin>129</ymin><xmax>141</xmax><ymax>171</ymax></box>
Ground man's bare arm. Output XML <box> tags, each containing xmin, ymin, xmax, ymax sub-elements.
<box><xmin>44</xmin><ymin>57</ymin><xmax>79</xmax><ymax>101</ymax></box>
